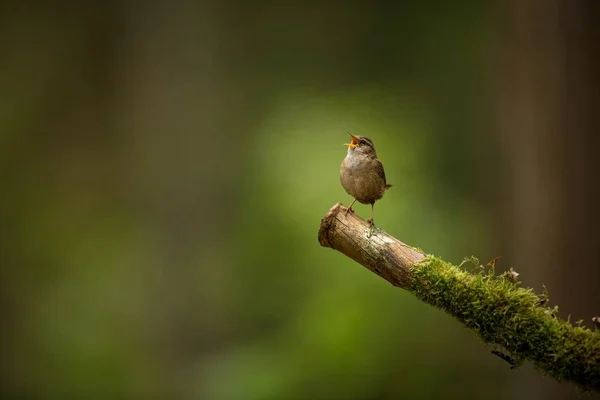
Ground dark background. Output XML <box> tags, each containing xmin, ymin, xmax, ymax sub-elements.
<box><xmin>2</xmin><ymin>1</ymin><xmax>599</xmax><ymax>399</ymax></box>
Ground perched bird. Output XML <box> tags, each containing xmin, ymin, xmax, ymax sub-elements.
<box><xmin>340</xmin><ymin>132</ymin><xmax>391</xmax><ymax>226</ymax></box>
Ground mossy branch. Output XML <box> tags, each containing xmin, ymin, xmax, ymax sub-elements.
<box><xmin>318</xmin><ymin>203</ymin><xmax>600</xmax><ymax>393</ymax></box>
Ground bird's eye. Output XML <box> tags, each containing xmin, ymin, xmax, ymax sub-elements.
<box><xmin>359</xmin><ymin>139</ymin><xmax>366</xmax><ymax>145</ymax></box>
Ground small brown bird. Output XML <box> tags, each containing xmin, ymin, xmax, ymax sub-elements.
<box><xmin>340</xmin><ymin>132</ymin><xmax>391</xmax><ymax>226</ymax></box>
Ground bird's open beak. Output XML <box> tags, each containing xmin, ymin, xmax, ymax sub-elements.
<box><xmin>344</xmin><ymin>132</ymin><xmax>359</xmax><ymax>148</ymax></box>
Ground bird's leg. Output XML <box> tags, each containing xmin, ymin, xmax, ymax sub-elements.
<box><xmin>345</xmin><ymin>198</ymin><xmax>357</xmax><ymax>215</ymax></box>
<box><xmin>367</xmin><ymin>203</ymin><xmax>375</xmax><ymax>227</ymax></box>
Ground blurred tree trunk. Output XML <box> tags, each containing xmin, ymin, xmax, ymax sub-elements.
<box><xmin>119</xmin><ymin>1</ymin><xmax>263</xmax><ymax>397</ymax></box>
<box><xmin>0</xmin><ymin>1</ymin><xmax>256</xmax><ymax>397</ymax></box>
<box><xmin>492</xmin><ymin>0</ymin><xmax>600</xmax><ymax>398</ymax></box>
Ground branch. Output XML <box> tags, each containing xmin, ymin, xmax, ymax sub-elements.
<box><xmin>318</xmin><ymin>203</ymin><xmax>600</xmax><ymax>393</ymax></box>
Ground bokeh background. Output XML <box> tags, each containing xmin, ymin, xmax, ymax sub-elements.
<box><xmin>2</xmin><ymin>1</ymin><xmax>599</xmax><ymax>399</ymax></box>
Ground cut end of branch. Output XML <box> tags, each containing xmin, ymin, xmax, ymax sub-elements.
<box><xmin>318</xmin><ymin>202</ymin><xmax>343</xmax><ymax>248</ymax></box>
<box><xmin>318</xmin><ymin>202</ymin><xmax>425</xmax><ymax>288</ymax></box>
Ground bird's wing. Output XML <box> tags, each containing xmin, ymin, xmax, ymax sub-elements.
<box><xmin>373</xmin><ymin>159</ymin><xmax>389</xmax><ymax>186</ymax></box>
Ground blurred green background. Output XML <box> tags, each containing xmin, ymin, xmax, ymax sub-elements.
<box><xmin>2</xmin><ymin>1</ymin><xmax>599</xmax><ymax>399</ymax></box>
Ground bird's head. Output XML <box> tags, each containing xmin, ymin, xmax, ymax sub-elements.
<box><xmin>344</xmin><ymin>133</ymin><xmax>377</xmax><ymax>157</ymax></box>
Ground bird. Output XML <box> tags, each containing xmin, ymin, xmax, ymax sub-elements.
<box><xmin>340</xmin><ymin>132</ymin><xmax>391</xmax><ymax>227</ymax></box>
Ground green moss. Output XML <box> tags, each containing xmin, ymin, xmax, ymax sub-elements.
<box><xmin>410</xmin><ymin>255</ymin><xmax>600</xmax><ymax>392</ymax></box>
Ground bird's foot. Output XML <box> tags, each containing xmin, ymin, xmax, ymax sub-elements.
<box><xmin>366</xmin><ymin>219</ymin><xmax>378</xmax><ymax>238</ymax></box>
<box><xmin>345</xmin><ymin>207</ymin><xmax>355</xmax><ymax>215</ymax></box>
<box><xmin>366</xmin><ymin>220</ymin><xmax>376</xmax><ymax>238</ymax></box>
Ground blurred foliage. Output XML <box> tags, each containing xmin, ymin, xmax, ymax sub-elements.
<box><xmin>1</xmin><ymin>2</ymin><xmax>522</xmax><ymax>400</ymax></box>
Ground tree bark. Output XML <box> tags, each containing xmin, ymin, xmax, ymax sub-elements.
<box><xmin>318</xmin><ymin>203</ymin><xmax>425</xmax><ymax>289</ymax></box>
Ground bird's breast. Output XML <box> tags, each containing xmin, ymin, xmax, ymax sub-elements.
<box><xmin>340</xmin><ymin>155</ymin><xmax>386</xmax><ymax>204</ymax></box>
<box><xmin>342</xmin><ymin>154</ymin><xmax>364</xmax><ymax>171</ymax></box>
